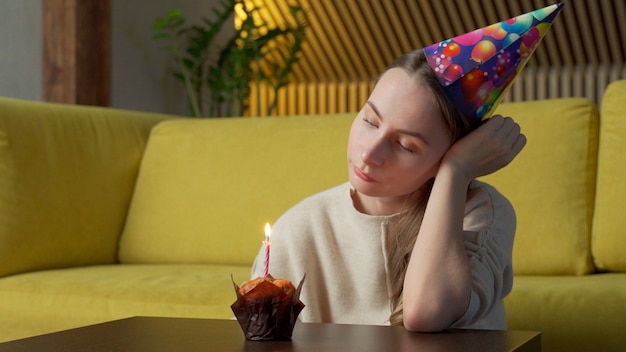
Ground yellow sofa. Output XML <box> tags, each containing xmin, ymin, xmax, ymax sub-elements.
<box><xmin>1</xmin><ymin>81</ymin><xmax>625</xmax><ymax>351</ymax></box>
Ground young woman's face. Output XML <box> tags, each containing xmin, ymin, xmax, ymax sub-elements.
<box><xmin>347</xmin><ymin>68</ymin><xmax>452</xmax><ymax>211</ymax></box>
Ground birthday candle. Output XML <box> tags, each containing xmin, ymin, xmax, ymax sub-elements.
<box><xmin>263</xmin><ymin>223</ymin><xmax>271</xmax><ymax>277</ymax></box>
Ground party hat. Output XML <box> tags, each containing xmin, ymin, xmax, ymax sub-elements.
<box><xmin>423</xmin><ymin>3</ymin><xmax>564</xmax><ymax>120</ymax></box>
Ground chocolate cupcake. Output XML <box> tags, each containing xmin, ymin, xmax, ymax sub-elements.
<box><xmin>231</xmin><ymin>274</ymin><xmax>305</xmax><ymax>341</ymax></box>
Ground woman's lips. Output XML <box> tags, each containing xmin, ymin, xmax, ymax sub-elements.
<box><xmin>354</xmin><ymin>166</ymin><xmax>379</xmax><ymax>183</ymax></box>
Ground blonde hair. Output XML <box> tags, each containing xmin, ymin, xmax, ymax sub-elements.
<box><xmin>385</xmin><ymin>49</ymin><xmax>480</xmax><ymax>325</ymax></box>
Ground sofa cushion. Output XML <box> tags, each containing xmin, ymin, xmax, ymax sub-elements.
<box><xmin>0</xmin><ymin>264</ymin><xmax>251</xmax><ymax>342</ymax></box>
<box><xmin>482</xmin><ymin>98</ymin><xmax>598</xmax><ymax>275</ymax></box>
<box><xmin>119</xmin><ymin>114</ymin><xmax>354</xmax><ymax>265</ymax></box>
<box><xmin>0</xmin><ymin>98</ymin><xmax>167</xmax><ymax>278</ymax></box>
<box><xmin>505</xmin><ymin>274</ymin><xmax>626</xmax><ymax>352</ymax></box>
<box><xmin>592</xmin><ymin>80</ymin><xmax>626</xmax><ymax>271</ymax></box>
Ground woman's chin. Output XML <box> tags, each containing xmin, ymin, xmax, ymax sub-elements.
<box><xmin>349</xmin><ymin>178</ymin><xmax>383</xmax><ymax>197</ymax></box>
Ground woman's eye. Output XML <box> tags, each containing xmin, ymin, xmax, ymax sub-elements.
<box><xmin>363</xmin><ymin>117</ymin><xmax>377</xmax><ymax>127</ymax></box>
<box><xmin>397</xmin><ymin>142</ymin><xmax>415</xmax><ymax>154</ymax></box>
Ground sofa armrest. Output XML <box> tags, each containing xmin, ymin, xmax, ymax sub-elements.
<box><xmin>0</xmin><ymin>98</ymin><xmax>172</xmax><ymax>278</ymax></box>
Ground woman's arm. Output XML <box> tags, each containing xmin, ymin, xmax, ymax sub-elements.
<box><xmin>402</xmin><ymin>115</ymin><xmax>526</xmax><ymax>332</ymax></box>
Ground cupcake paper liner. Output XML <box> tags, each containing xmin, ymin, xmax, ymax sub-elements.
<box><xmin>231</xmin><ymin>274</ymin><xmax>305</xmax><ymax>341</ymax></box>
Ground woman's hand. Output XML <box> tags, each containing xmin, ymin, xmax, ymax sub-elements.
<box><xmin>441</xmin><ymin>115</ymin><xmax>527</xmax><ymax>182</ymax></box>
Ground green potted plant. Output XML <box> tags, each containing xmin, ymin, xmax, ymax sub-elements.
<box><xmin>152</xmin><ymin>0</ymin><xmax>307</xmax><ymax>117</ymax></box>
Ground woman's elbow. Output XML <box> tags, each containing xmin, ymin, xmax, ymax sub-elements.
<box><xmin>402</xmin><ymin>308</ymin><xmax>451</xmax><ymax>332</ymax></box>
<box><xmin>402</xmin><ymin>301</ymin><xmax>466</xmax><ymax>332</ymax></box>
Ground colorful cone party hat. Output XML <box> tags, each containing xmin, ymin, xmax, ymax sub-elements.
<box><xmin>423</xmin><ymin>3</ymin><xmax>564</xmax><ymax>120</ymax></box>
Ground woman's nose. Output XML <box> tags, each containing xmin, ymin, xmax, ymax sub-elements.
<box><xmin>361</xmin><ymin>140</ymin><xmax>385</xmax><ymax>166</ymax></box>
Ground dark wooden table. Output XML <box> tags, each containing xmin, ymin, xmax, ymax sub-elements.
<box><xmin>0</xmin><ymin>317</ymin><xmax>540</xmax><ymax>352</ymax></box>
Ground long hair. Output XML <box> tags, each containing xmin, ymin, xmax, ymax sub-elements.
<box><xmin>386</xmin><ymin>49</ymin><xmax>480</xmax><ymax>325</ymax></box>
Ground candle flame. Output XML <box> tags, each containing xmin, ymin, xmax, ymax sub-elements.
<box><xmin>265</xmin><ymin>223</ymin><xmax>272</xmax><ymax>239</ymax></box>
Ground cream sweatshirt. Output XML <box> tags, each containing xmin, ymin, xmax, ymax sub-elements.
<box><xmin>251</xmin><ymin>180</ymin><xmax>515</xmax><ymax>330</ymax></box>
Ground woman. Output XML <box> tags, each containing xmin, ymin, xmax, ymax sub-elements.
<box><xmin>251</xmin><ymin>49</ymin><xmax>526</xmax><ymax>332</ymax></box>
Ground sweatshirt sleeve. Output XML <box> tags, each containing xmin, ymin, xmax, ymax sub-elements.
<box><xmin>452</xmin><ymin>181</ymin><xmax>516</xmax><ymax>328</ymax></box>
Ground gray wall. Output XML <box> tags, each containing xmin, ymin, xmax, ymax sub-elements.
<box><xmin>112</xmin><ymin>0</ymin><xmax>218</xmax><ymax>115</ymax></box>
<box><xmin>0</xmin><ymin>0</ymin><xmax>225</xmax><ymax>116</ymax></box>
<box><xmin>0</xmin><ymin>1</ymin><xmax>42</xmax><ymax>101</ymax></box>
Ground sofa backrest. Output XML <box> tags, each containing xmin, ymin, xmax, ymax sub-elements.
<box><xmin>118</xmin><ymin>115</ymin><xmax>355</xmax><ymax>265</ymax></box>
<box><xmin>592</xmin><ymin>80</ymin><xmax>626</xmax><ymax>272</ymax></box>
<box><xmin>482</xmin><ymin>98</ymin><xmax>598</xmax><ymax>275</ymax></box>
<box><xmin>120</xmin><ymin>96</ymin><xmax>601</xmax><ymax>276</ymax></box>
<box><xmin>0</xmin><ymin>98</ymin><xmax>167</xmax><ymax>278</ymax></box>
